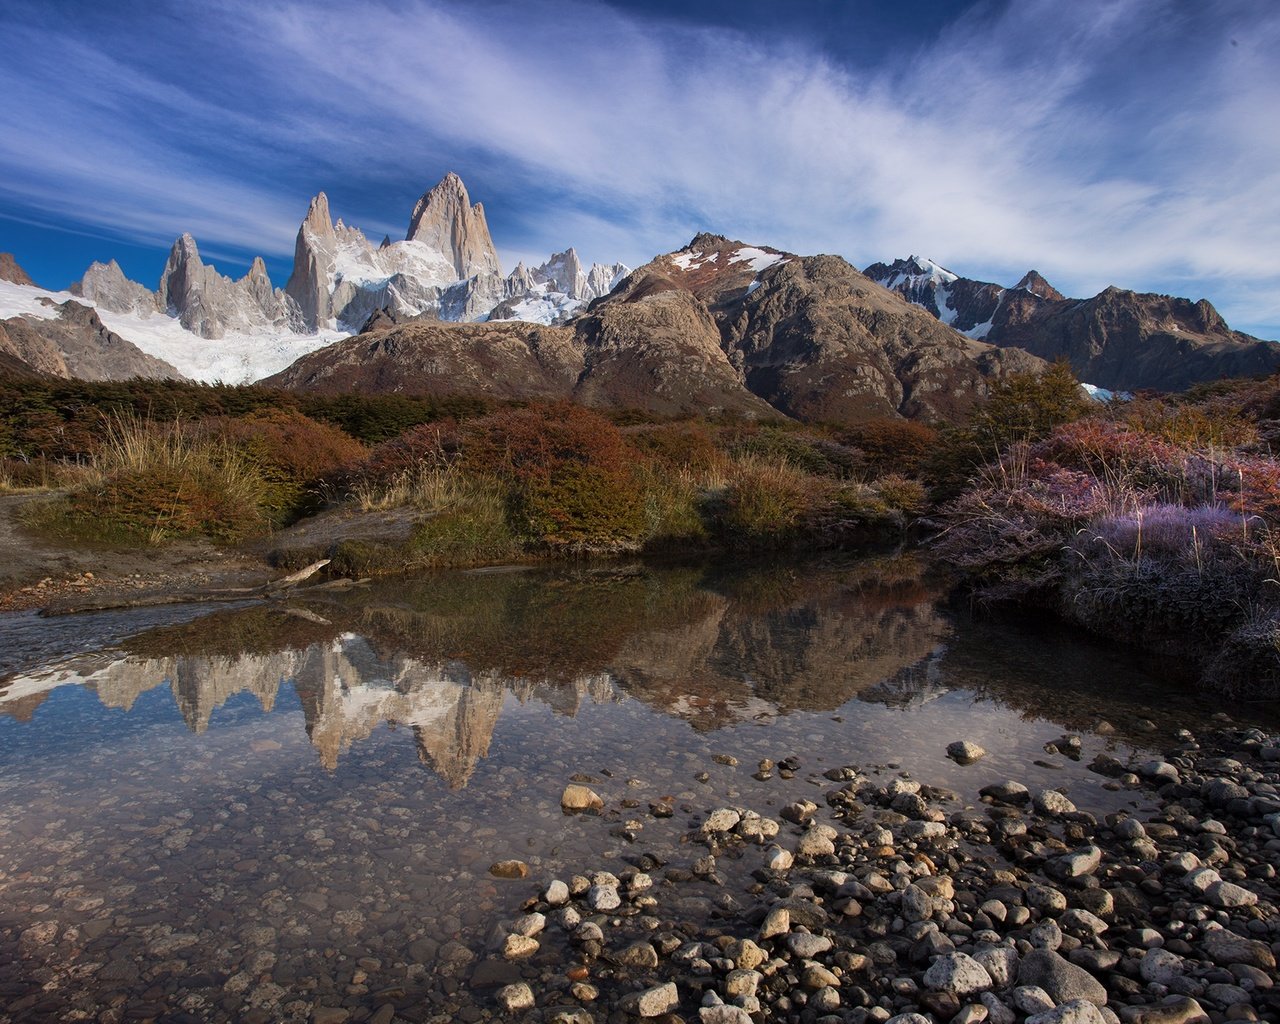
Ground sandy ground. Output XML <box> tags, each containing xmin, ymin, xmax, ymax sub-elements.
<box><xmin>0</xmin><ymin>493</ymin><xmax>274</xmax><ymax>612</ymax></box>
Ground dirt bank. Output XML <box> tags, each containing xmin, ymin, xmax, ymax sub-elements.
<box><xmin>0</xmin><ymin>493</ymin><xmax>274</xmax><ymax>612</ymax></box>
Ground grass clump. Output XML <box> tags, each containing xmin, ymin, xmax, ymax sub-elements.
<box><xmin>51</xmin><ymin>415</ymin><xmax>270</xmax><ymax>543</ymax></box>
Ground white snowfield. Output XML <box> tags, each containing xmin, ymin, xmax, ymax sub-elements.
<box><xmin>673</xmin><ymin>246</ymin><xmax>788</xmax><ymax>277</ymax></box>
<box><xmin>0</xmin><ymin>279</ymin><xmax>347</xmax><ymax>384</ymax></box>
<box><xmin>882</xmin><ymin>255</ymin><xmax>959</xmax><ymax>291</ymax></box>
<box><xmin>727</xmin><ymin>247</ymin><xmax>788</xmax><ymax>274</ymax></box>
<box><xmin>487</xmin><ymin>282</ymin><xmax>587</xmax><ymax>325</ymax></box>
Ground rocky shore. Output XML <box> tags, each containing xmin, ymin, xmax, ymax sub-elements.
<box><xmin>451</xmin><ymin>721</ymin><xmax>1279</xmax><ymax>1024</ymax></box>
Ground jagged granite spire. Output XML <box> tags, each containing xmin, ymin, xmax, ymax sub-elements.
<box><xmin>285</xmin><ymin>192</ymin><xmax>337</xmax><ymax>331</ymax></box>
<box><xmin>406</xmin><ymin>172</ymin><xmax>502</xmax><ymax>280</ymax></box>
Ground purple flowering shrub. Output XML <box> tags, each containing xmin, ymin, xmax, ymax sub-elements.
<box><xmin>939</xmin><ymin>413</ymin><xmax>1280</xmax><ymax>692</ymax></box>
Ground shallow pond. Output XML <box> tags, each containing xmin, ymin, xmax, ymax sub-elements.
<box><xmin>0</xmin><ymin>555</ymin><xmax>1270</xmax><ymax>1022</ymax></box>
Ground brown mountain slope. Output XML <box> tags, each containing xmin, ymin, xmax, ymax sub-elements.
<box><xmin>570</xmin><ymin>288</ymin><xmax>779</xmax><ymax>418</ymax></box>
<box><xmin>601</xmin><ymin>235</ymin><xmax>1043</xmax><ymax>422</ymax></box>
<box><xmin>0</xmin><ymin>301</ymin><xmax>181</xmax><ymax>381</ymax></box>
<box><xmin>269</xmin><ymin>234</ymin><xmax>1045</xmax><ymax>423</ymax></box>
<box><xmin>263</xmin><ymin>320</ymin><xmax>583</xmax><ymax>400</ymax></box>
<box><xmin>867</xmin><ymin>256</ymin><xmax>1280</xmax><ymax>392</ymax></box>
<box><xmin>991</xmin><ymin>286</ymin><xmax>1280</xmax><ymax>392</ymax></box>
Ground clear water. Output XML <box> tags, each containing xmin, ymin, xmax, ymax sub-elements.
<box><xmin>0</xmin><ymin>555</ymin><xmax>1266</xmax><ymax>1022</ymax></box>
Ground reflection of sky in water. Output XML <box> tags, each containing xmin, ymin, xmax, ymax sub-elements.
<box><xmin>0</xmin><ymin>558</ymin><xmax>1270</xmax><ymax>1019</ymax></box>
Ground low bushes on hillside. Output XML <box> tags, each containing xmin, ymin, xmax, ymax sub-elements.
<box><xmin>50</xmin><ymin>416</ymin><xmax>270</xmax><ymax>543</ymax></box>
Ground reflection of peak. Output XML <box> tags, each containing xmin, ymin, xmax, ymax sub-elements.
<box><xmin>411</xmin><ymin>679</ymin><xmax>504</xmax><ymax>789</ymax></box>
<box><xmin>858</xmin><ymin>649</ymin><xmax>949</xmax><ymax>708</ymax></box>
<box><xmin>169</xmin><ymin>654</ymin><xmax>282</xmax><ymax>734</ymax></box>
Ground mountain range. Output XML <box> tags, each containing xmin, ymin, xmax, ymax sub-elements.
<box><xmin>1</xmin><ymin>172</ymin><xmax>1277</xmax><ymax>420</ymax></box>
<box><xmin>267</xmin><ymin>232</ymin><xmax>1041</xmax><ymax>422</ymax></box>
<box><xmin>71</xmin><ymin>172</ymin><xmax>627</xmax><ymax>341</ymax></box>
<box><xmin>863</xmin><ymin>256</ymin><xmax>1280</xmax><ymax>392</ymax></box>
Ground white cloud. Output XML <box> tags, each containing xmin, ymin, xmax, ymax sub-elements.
<box><xmin>0</xmin><ymin>0</ymin><xmax>1277</xmax><ymax>336</ymax></box>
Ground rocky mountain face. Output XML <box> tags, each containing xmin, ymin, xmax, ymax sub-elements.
<box><xmin>60</xmin><ymin>173</ymin><xmax>628</xmax><ymax>346</ymax></box>
<box><xmin>405</xmin><ymin>171</ymin><xmax>501</xmax><ymax>280</ymax></box>
<box><xmin>0</xmin><ymin>299</ymin><xmax>181</xmax><ymax>381</ymax></box>
<box><xmin>280</xmin><ymin>173</ymin><xmax>627</xmax><ymax>334</ymax></box>
<box><xmin>0</xmin><ymin>253</ymin><xmax>35</xmax><ymax>287</ymax></box>
<box><xmin>266</xmin><ymin>320</ymin><xmax>585</xmax><ymax>402</ymax></box>
<box><xmin>863</xmin><ymin>256</ymin><xmax>1008</xmax><ymax>336</ymax></box>
<box><xmin>72</xmin><ymin>259</ymin><xmax>162</xmax><ymax>317</ymax></box>
<box><xmin>866</xmin><ymin>257</ymin><xmax>1280</xmax><ymax>391</ymax></box>
<box><xmin>158</xmin><ymin>235</ymin><xmax>295</xmax><ymax>339</ymax></box>
<box><xmin>590</xmin><ymin>235</ymin><xmax>1042</xmax><ymax>422</ymax></box>
<box><xmin>72</xmin><ymin>239</ymin><xmax>298</xmax><ymax>340</ymax></box>
<box><xmin>269</xmin><ymin>233</ymin><xmax>1043</xmax><ymax>423</ymax></box>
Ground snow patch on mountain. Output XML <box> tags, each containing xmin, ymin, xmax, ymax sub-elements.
<box><xmin>488</xmin><ymin>282</ymin><xmax>587</xmax><ymax>325</ymax></box>
<box><xmin>728</xmin><ymin>247</ymin><xmax>788</xmax><ymax>274</ymax></box>
<box><xmin>881</xmin><ymin>256</ymin><xmax>958</xmax><ymax>290</ymax></box>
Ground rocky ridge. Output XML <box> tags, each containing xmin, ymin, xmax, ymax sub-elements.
<box><xmin>865</xmin><ymin>258</ymin><xmax>1280</xmax><ymax>392</ymax></box>
<box><xmin>268</xmin><ymin>233</ymin><xmax>1044</xmax><ymax>422</ymax></box>
<box><xmin>0</xmin><ymin>298</ymin><xmax>181</xmax><ymax>381</ymax></box>
<box><xmin>68</xmin><ymin>173</ymin><xmax>630</xmax><ymax>344</ymax></box>
<box><xmin>0</xmin><ymin>253</ymin><xmax>36</xmax><ymax>287</ymax></box>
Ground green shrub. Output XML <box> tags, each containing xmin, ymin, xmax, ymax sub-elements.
<box><xmin>639</xmin><ymin>468</ymin><xmax>712</xmax><ymax>551</ymax></box>
<box><xmin>718</xmin><ymin>455</ymin><xmax>821</xmax><ymax>547</ymax></box>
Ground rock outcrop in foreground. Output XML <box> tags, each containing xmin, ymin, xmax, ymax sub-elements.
<box><xmin>509</xmin><ymin>721</ymin><xmax>1279</xmax><ymax>1024</ymax></box>
<box><xmin>867</xmin><ymin>256</ymin><xmax>1280</xmax><ymax>392</ymax></box>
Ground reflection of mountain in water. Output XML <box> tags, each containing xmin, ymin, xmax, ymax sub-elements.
<box><xmin>1</xmin><ymin>557</ymin><xmax>956</xmax><ymax>782</ymax></box>
<box><xmin>55</xmin><ymin>639</ymin><xmax>615</xmax><ymax>786</ymax></box>
<box><xmin>612</xmin><ymin>579</ymin><xmax>950</xmax><ymax>727</ymax></box>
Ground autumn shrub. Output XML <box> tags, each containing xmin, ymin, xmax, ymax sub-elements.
<box><xmin>53</xmin><ymin>415</ymin><xmax>270</xmax><ymax>543</ymax></box>
<box><xmin>934</xmin><ymin>446</ymin><xmax>1123</xmax><ymax>600</ymax></box>
<box><xmin>1077</xmin><ymin>503</ymin><xmax>1246</xmax><ymax>561</ymax></box>
<box><xmin>460</xmin><ymin>402</ymin><xmax>647</xmax><ymax>551</ymax></box>
<box><xmin>353</xmin><ymin>417</ymin><xmax>463</xmax><ymax>494</ymax></box>
<box><xmin>716</xmin><ymin>455</ymin><xmax>825</xmax><ymax>547</ymax></box>
<box><xmin>730</xmin><ymin>427</ymin><xmax>860</xmax><ymax>479</ymax></box>
<box><xmin>1122</xmin><ymin>396</ymin><xmax>1258</xmax><ymax>449</ymax></box>
<box><xmin>623</xmin><ymin>421</ymin><xmax>719</xmax><ymax>473</ymax></box>
<box><xmin>1064</xmin><ymin>555</ymin><xmax>1257</xmax><ymax>662</ymax></box>
<box><xmin>1204</xmin><ymin>616</ymin><xmax>1280</xmax><ymax>699</ymax></box>
<box><xmin>841</xmin><ymin>418</ymin><xmax>939</xmax><ymax>477</ymax></box>
<box><xmin>929</xmin><ymin>361</ymin><xmax>1092</xmax><ymax>495</ymax></box>
<box><xmin>213</xmin><ymin>409</ymin><xmax>367</xmax><ymax>522</ymax></box>
<box><xmin>0</xmin><ymin>456</ymin><xmax>95</xmax><ymax>492</ymax></box>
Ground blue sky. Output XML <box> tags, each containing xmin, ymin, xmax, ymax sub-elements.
<box><xmin>1</xmin><ymin>0</ymin><xmax>1277</xmax><ymax>338</ymax></box>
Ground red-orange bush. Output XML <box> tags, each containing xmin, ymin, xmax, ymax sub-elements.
<box><xmin>459</xmin><ymin>402</ymin><xmax>647</xmax><ymax>549</ymax></box>
<box><xmin>623</xmin><ymin>421</ymin><xmax>719</xmax><ymax>472</ymax></box>
<box><xmin>841</xmin><ymin>418</ymin><xmax>939</xmax><ymax>477</ymax></box>
<box><xmin>351</xmin><ymin>419</ymin><xmax>461</xmax><ymax>488</ymax></box>
<box><xmin>210</xmin><ymin>409</ymin><xmax>367</xmax><ymax>520</ymax></box>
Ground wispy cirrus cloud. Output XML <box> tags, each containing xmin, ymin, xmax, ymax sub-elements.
<box><xmin>0</xmin><ymin>0</ymin><xmax>1276</xmax><ymax>336</ymax></box>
